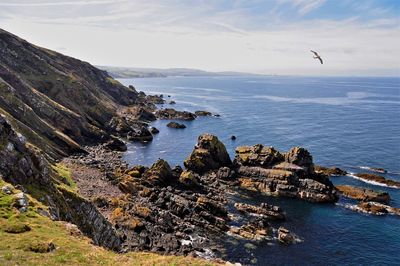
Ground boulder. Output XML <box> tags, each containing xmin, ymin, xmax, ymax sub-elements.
<box><xmin>194</xmin><ymin>111</ymin><xmax>212</xmax><ymax>116</ymax></box>
<box><xmin>184</xmin><ymin>134</ymin><xmax>232</xmax><ymax>174</ymax></box>
<box><xmin>143</xmin><ymin>159</ymin><xmax>173</xmax><ymax>185</ymax></box>
<box><xmin>149</xmin><ymin>127</ymin><xmax>159</xmax><ymax>134</ymax></box>
<box><xmin>229</xmin><ymin>218</ymin><xmax>270</xmax><ymax>240</ymax></box>
<box><xmin>179</xmin><ymin>171</ymin><xmax>200</xmax><ymax>188</ymax></box>
<box><xmin>156</xmin><ymin>108</ymin><xmax>196</xmax><ymax>120</ymax></box>
<box><xmin>284</xmin><ymin>147</ymin><xmax>314</xmax><ymax>175</ymax></box>
<box><xmin>169</xmin><ymin>101</ymin><xmax>176</xmax><ymax>105</ymax></box>
<box><xmin>167</xmin><ymin>122</ymin><xmax>186</xmax><ymax>129</ymax></box>
<box><xmin>13</xmin><ymin>192</ymin><xmax>29</xmax><ymax>212</ymax></box>
<box><xmin>278</xmin><ymin>227</ymin><xmax>296</xmax><ymax>244</ymax></box>
<box><xmin>127</xmin><ymin>126</ymin><xmax>153</xmax><ymax>142</ymax></box>
<box><xmin>146</xmin><ymin>94</ymin><xmax>165</xmax><ymax>104</ymax></box>
<box><xmin>104</xmin><ymin>137</ymin><xmax>127</xmax><ymax>152</ymax></box>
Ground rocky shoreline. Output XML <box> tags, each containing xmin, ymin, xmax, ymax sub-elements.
<box><xmin>57</xmin><ymin>130</ymin><xmax>342</xmax><ymax>260</ymax></box>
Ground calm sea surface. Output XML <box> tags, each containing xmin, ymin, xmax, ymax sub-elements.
<box><xmin>119</xmin><ymin>76</ymin><xmax>400</xmax><ymax>265</ymax></box>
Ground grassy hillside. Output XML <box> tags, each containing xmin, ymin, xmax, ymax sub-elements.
<box><xmin>0</xmin><ymin>28</ymin><xmax>139</xmax><ymax>158</ymax></box>
<box><xmin>0</xmin><ymin>179</ymin><xmax>216</xmax><ymax>266</ymax></box>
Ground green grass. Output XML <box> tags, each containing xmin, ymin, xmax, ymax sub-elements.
<box><xmin>52</xmin><ymin>163</ymin><xmax>77</xmax><ymax>192</ymax></box>
<box><xmin>0</xmin><ymin>179</ymin><xmax>218</xmax><ymax>266</ymax></box>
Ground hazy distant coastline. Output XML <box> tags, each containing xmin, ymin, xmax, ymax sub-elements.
<box><xmin>98</xmin><ymin>65</ymin><xmax>262</xmax><ymax>78</ymax></box>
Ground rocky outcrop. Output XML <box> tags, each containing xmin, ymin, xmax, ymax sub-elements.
<box><xmin>343</xmin><ymin>201</ymin><xmax>400</xmax><ymax>216</ymax></box>
<box><xmin>314</xmin><ymin>165</ymin><xmax>347</xmax><ymax>176</ymax></box>
<box><xmin>336</xmin><ymin>185</ymin><xmax>390</xmax><ymax>204</ymax></box>
<box><xmin>234</xmin><ymin>145</ymin><xmax>284</xmax><ymax>168</ymax></box>
<box><xmin>234</xmin><ymin>144</ymin><xmax>337</xmax><ymax>203</ymax></box>
<box><xmin>156</xmin><ymin>108</ymin><xmax>196</xmax><ymax>120</ymax></box>
<box><xmin>195</xmin><ymin>111</ymin><xmax>212</xmax><ymax>116</ymax></box>
<box><xmin>278</xmin><ymin>227</ymin><xmax>298</xmax><ymax>244</ymax></box>
<box><xmin>127</xmin><ymin>126</ymin><xmax>153</xmax><ymax>142</ymax></box>
<box><xmin>184</xmin><ymin>134</ymin><xmax>232</xmax><ymax>174</ymax></box>
<box><xmin>146</xmin><ymin>94</ymin><xmax>165</xmax><ymax>104</ymax></box>
<box><xmin>354</xmin><ymin>173</ymin><xmax>400</xmax><ymax>188</ymax></box>
<box><xmin>167</xmin><ymin>122</ymin><xmax>186</xmax><ymax>129</ymax></box>
<box><xmin>143</xmin><ymin>159</ymin><xmax>173</xmax><ymax>185</ymax></box>
<box><xmin>234</xmin><ymin>202</ymin><xmax>285</xmax><ymax>220</ymax></box>
<box><xmin>229</xmin><ymin>218</ymin><xmax>270</xmax><ymax>240</ymax></box>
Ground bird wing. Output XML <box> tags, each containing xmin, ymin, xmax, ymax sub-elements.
<box><xmin>318</xmin><ymin>57</ymin><xmax>323</xmax><ymax>64</ymax></box>
<box><xmin>310</xmin><ymin>50</ymin><xmax>319</xmax><ymax>56</ymax></box>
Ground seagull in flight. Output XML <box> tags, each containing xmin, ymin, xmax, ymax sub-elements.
<box><xmin>311</xmin><ymin>50</ymin><xmax>323</xmax><ymax>64</ymax></box>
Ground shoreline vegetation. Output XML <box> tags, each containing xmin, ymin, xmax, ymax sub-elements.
<box><xmin>0</xmin><ymin>28</ymin><xmax>398</xmax><ymax>265</ymax></box>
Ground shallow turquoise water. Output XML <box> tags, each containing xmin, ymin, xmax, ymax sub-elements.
<box><xmin>119</xmin><ymin>76</ymin><xmax>400</xmax><ymax>265</ymax></box>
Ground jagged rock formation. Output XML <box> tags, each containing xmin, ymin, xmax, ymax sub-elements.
<box><xmin>0</xmin><ymin>28</ymin><xmax>140</xmax><ymax>158</ymax></box>
<box><xmin>234</xmin><ymin>144</ymin><xmax>338</xmax><ymax>203</ymax></box>
<box><xmin>184</xmin><ymin>134</ymin><xmax>232</xmax><ymax>174</ymax></box>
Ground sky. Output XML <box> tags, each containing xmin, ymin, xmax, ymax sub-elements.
<box><xmin>0</xmin><ymin>0</ymin><xmax>399</xmax><ymax>76</ymax></box>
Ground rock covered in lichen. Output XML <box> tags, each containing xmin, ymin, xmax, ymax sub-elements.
<box><xmin>234</xmin><ymin>143</ymin><xmax>338</xmax><ymax>203</ymax></box>
<box><xmin>184</xmin><ymin>134</ymin><xmax>232</xmax><ymax>174</ymax></box>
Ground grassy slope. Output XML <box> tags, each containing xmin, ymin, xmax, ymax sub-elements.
<box><xmin>0</xmin><ymin>178</ymin><xmax>216</xmax><ymax>266</ymax></box>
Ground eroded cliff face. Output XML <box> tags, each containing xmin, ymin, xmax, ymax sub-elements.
<box><xmin>0</xmin><ymin>28</ymin><xmax>139</xmax><ymax>158</ymax></box>
<box><xmin>0</xmin><ymin>116</ymin><xmax>121</xmax><ymax>250</ymax></box>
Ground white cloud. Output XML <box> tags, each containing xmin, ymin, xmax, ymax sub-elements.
<box><xmin>0</xmin><ymin>0</ymin><xmax>399</xmax><ymax>76</ymax></box>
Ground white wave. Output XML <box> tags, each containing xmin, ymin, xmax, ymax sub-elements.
<box><xmin>346</xmin><ymin>173</ymin><xmax>400</xmax><ymax>189</ymax></box>
<box><xmin>252</xmin><ymin>94</ymin><xmax>400</xmax><ymax>106</ymax></box>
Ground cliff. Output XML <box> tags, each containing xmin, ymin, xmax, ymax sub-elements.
<box><xmin>0</xmin><ymin>28</ymin><xmax>138</xmax><ymax>158</ymax></box>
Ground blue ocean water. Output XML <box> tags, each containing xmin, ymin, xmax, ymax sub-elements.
<box><xmin>119</xmin><ymin>76</ymin><xmax>400</xmax><ymax>265</ymax></box>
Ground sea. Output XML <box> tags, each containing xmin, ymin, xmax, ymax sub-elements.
<box><xmin>118</xmin><ymin>76</ymin><xmax>400</xmax><ymax>265</ymax></box>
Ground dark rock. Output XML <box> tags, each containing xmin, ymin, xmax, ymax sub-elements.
<box><xmin>104</xmin><ymin>137</ymin><xmax>127</xmax><ymax>152</ymax></box>
<box><xmin>278</xmin><ymin>227</ymin><xmax>296</xmax><ymax>244</ymax></box>
<box><xmin>184</xmin><ymin>134</ymin><xmax>232</xmax><ymax>174</ymax></box>
<box><xmin>149</xmin><ymin>127</ymin><xmax>159</xmax><ymax>134</ymax></box>
<box><xmin>169</xmin><ymin>101</ymin><xmax>176</xmax><ymax>105</ymax></box>
<box><xmin>231</xmin><ymin>135</ymin><xmax>236</xmax><ymax>140</ymax></box>
<box><xmin>156</xmin><ymin>108</ymin><xmax>196</xmax><ymax>120</ymax></box>
<box><xmin>196</xmin><ymin>196</ymin><xmax>227</xmax><ymax>217</ymax></box>
<box><xmin>146</xmin><ymin>94</ymin><xmax>165</xmax><ymax>104</ymax></box>
<box><xmin>314</xmin><ymin>165</ymin><xmax>347</xmax><ymax>176</ymax></box>
<box><xmin>127</xmin><ymin>126</ymin><xmax>153</xmax><ymax>142</ymax></box>
<box><xmin>194</xmin><ymin>111</ymin><xmax>212</xmax><ymax>116</ymax></box>
<box><xmin>234</xmin><ymin>202</ymin><xmax>285</xmax><ymax>220</ymax></box>
<box><xmin>167</xmin><ymin>122</ymin><xmax>186</xmax><ymax>129</ymax></box>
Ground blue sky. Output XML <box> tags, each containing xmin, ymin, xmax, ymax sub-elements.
<box><xmin>0</xmin><ymin>0</ymin><xmax>399</xmax><ymax>75</ymax></box>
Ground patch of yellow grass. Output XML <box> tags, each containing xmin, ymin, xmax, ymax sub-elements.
<box><xmin>0</xmin><ymin>179</ymin><xmax>218</xmax><ymax>266</ymax></box>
